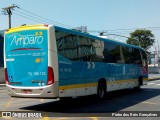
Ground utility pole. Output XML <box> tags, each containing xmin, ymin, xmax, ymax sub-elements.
<box><xmin>2</xmin><ymin>4</ymin><xmax>18</xmax><ymax>29</ymax></box>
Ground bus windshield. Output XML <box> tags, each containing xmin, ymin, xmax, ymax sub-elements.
<box><xmin>5</xmin><ymin>29</ymin><xmax>48</xmax><ymax>86</ymax></box>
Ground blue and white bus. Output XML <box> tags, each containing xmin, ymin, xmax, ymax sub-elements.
<box><xmin>4</xmin><ymin>24</ymin><xmax>148</xmax><ymax>98</ymax></box>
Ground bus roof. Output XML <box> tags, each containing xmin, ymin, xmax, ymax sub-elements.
<box><xmin>4</xmin><ymin>24</ymin><xmax>144</xmax><ymax>50</ymax></box>
<box><xmin>5</xmin><ymin>24</ymin><xmax>48</xmax><ymax>34</ymax></box>
<box><xmin>54</xmin><ymin>26</ymin><xmax>144</xmax><ymax>50</ymax></box>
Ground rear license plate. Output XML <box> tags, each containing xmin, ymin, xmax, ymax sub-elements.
<box><xmin>23</xmin><ymin>89</ymin><xmax>32</xmax><ymax>94</ymax></box>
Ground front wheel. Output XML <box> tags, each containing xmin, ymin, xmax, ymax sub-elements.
<box><xmin>134</xmin><ymin>78</ymin><xmax>142</xmax><ymax>90</ymax></box>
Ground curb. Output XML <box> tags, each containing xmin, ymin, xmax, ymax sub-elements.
<box><xmin>149</xmin><ymin>78</ymin><xmax>160</xmax><ymax>81</ymax></box>
<box><xmin>0</xmin><ymin>84</ymin><xmax>5</xmax><ymax>87</ymax></box>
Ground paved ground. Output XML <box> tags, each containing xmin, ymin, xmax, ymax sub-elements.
<box><xmin>0</xmin><ymin>80</ymin><xmax>160</xmax><ymax>120</ymax></box>
<box><xmin>149</xmin><ymin>74</ymin><xmax>160</xmax><ymax>80</ymax></box>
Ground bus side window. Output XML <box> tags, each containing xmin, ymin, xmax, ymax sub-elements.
<box><xmin>55</xmin><ymin>30</ymin><xmax>79</xmax><ymax>60</ymax></box>
<box><xmin>103</xmin><ymin>43</ymin><xmax>121</xmax><ymax>63</ymax></box>
<box><xmin>90</xmin><ymin>40</ymin><xmax>104</xmax><ymax>62</ymax></box>
<box><xmin>78</xmin><ymin>36</ymin><xmax>92</xmax><ymax>62</ymax></box>
<box><xmin>77</xmin><ymin>37</ymin><xmax>104</xmax><ymax>62</ymax></box>
<box><xmin>133</xmin><ymin>48</ymin><xmax>142</xmax><ymax>65</ymax></box>
<box><xmin>122</xmin><ymin>47</ymin><xmax>131</xmax><ymax>64</ymax></box>
<box><xmin>122</xmin><ymin>47</ymin><xmax>142</xmax><ymax>65</ymax></box>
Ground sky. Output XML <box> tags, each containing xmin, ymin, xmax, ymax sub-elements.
<box><xmin>0</xmin><ymin>0</ymin><xmax>160</xmax><ymax>51</ymax></box>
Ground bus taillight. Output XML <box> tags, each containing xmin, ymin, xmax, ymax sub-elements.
<box><xmin>47</xmin><ymin>66</ymin><xmax>54</xmax><ymax>85</ymax></box>
<box><xmin>44</xmin><ymin>24</ymin><xmax>48</xmax><ymax>27</ymax></box>
<box><xmin>4</xmin><ymin>68</ymin><xmax>9</xmax><ymax>85</ymax></box>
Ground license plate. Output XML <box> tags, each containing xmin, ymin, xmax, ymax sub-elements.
<box><xmin>23</xmin><ymin>89</ymin><xmax>32</xmax><ymax>94</ymax></box>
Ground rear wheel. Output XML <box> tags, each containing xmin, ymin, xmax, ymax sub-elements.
<box><xmin>97</xmin><ymin>80</ymin><xmax>106</xmax><ymax>98</ymax></box>
<box><xmin>134</xmin><ymin>81</ymin><xmax>140</xmax><ymax>90</ymax></box>
<box><xmin>134</xmin><ymin>77</ymin><xmax>142</xmax><ymax>90</ymax></box>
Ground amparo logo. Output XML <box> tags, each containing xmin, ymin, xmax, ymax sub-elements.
<box><xmin>9</xmin><ymin>33</ymin><xmax>44</xmax><ymax>47</ymax></box>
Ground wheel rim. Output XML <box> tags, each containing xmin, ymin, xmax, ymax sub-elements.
<box><xmin>98</xmin><ymin>88</ymin><xmax>104</xmax><ymax>98</ymax></box>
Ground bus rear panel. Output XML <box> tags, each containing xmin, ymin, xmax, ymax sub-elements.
<box><xmin>4</xmin><ymin>25</ymin><xmax>58</xmax><ymax>98</ymax></box>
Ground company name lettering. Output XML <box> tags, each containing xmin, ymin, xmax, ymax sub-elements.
<box><xmin>10</xmin><ymin>34</ymin><xmax>43</xmax><ymax>47</ymax></box>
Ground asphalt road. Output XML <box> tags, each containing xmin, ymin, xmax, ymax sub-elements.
<box><xmin>0</xmin><ymin>80</ymin><xmax>160</xmax><ymax>120</ymax></box>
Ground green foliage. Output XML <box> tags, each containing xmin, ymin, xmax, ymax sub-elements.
<box><xmin>126</xmin><ymin>29</ymin><xmax>155</xmax><ymax>51</ymax></box>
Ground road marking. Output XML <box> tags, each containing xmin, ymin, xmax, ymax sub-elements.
<box><xmin>43</xmin><ymin>117</ymin><xmax>49</xmax><ymax>120</ymax></box>
<box><xmin>55</xmin><ymin>118</ymin><xmax>67</xmax><ymax>120</ymax></box>
<box><xmin>141</xmin><ymin>101</ymin><xmax>158</xmax><ymax>105</ymax></box>
<box><xmin>155</xmin><ymin>84</ymin><xmax>160</xmax><ymax>86</ymax></box>
<box><xmin>40</xmin><ymin>99</ymin><xmax>44</xmax><ymax>102</ymax></box>
<box><xmin>153</xmin><ymin>80</ymin><xmax>160</xmax><ymax>82</ymax></box>
<box><xmin>90</xmin><ymin>117</ymin><xmax>99</xmax><ymax>120</ymax></box>
<box><xmin>148</xmin><ymin>83</ymin><xmax>156</xmax><ymax>85</ymax></box>
<box><xmin>43</xmin><ymin>113</ymin><xmax>49</xmax><ymax>120</ymax></box>
<box><xmin>0</xmin><ymin>84</ymin><xmax>6</xmax><ymax>86</ymax></box>
<box><xmin>5</xmin><ymin>102</ymin><xmax>11</xmax><ymax>108</ymax></box>
<box><xmin>49</xmin><ymin>118</ymin><xmax>68</xmax><ymax>120</ymax></box>
<box><xmin>157</xmin><ymin>80</ymin><xmax>160</xmax><ymax>82</ymax></box>
<box><xmin>11</xmin><ymin>98</ymin><xmax>14</xmax><ymax>101</ymax></box>
<box><xmin>4</xmin><ymin>98</ymin><xmax>15</xmax><ymax>108</ymax></box>
<box><xmin>1</xmin><ymin>117</ymin><xmax>12</xmax><ymax>120</ymax></box>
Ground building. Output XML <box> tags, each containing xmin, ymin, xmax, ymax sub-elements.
<box><xmin>0</xmin><ymin>30</ymin><xmax>5</xmax><ymax>83</ymax></box>
<box><xmin>0</xmin><ymin>30</ymin><xmax>5</xmax><ymax>67</ymax></box>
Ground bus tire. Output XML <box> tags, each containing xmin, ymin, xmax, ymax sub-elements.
<box><xmin>97</xmin><ymin>79</ymin><xmax>106</xmax><ymax>98</ymax></box>
<box><xmin>134</xmin><ymin>77</ymin><xmax>142</xmax><ymax>90</ymax></box>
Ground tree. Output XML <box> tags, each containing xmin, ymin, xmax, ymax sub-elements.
<box><xmin>126</xmin><ymin>29</ymin><xmax>155</xmax><ymax>52</ymax></box>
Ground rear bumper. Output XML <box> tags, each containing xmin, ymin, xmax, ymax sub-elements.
<box><xmin>6</xmin><ymin>81</ymin><xmax>59</xmax><ymax>98</ymax></box>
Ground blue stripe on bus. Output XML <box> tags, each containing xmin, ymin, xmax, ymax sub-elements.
<box><xmin>58</xmin><ymin>55</ymin><xmax>148</xmax><ymax>86</ymax></box>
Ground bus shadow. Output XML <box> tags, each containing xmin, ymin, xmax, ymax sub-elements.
<box><xmin>21</xmin><ymin>88</ymin><xmax>160</xmax><ymax>116</ymax></box>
